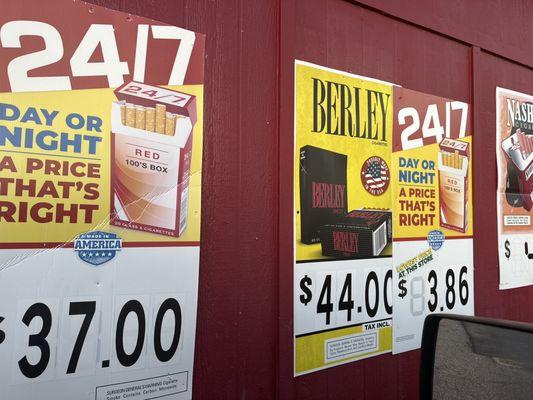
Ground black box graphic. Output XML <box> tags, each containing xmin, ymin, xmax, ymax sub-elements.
<box><xmin>319</xmin><ymin>210</ymin><xmax>391</xmax><ymax>258</ymax></box>
<box><xmin>299</xmin><ymin>145</ymin><xmax>347</xmax><ymax>244</ymax></box>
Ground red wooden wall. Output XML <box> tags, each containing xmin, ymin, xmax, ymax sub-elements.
<box><xmin>87</xmin><ymin>1</ymin><xmax>533</xmax><ymax>399</ymax></box>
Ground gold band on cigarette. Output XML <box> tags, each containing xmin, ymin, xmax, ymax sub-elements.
<box><xmin>125</xmin><ymin>104</ymin><xmax>136</xmax><ymax>127</ymax></box>
<box><xmin>155</xmin><ymin>104</ymin><xmax>167</xmax><ymax>134</ymax></box>
<box><xmin>165</xmin><ymin>112</ymin><xmax>177</xmax><ymax>136</ymax></box>
<box><xmin>145</xmin><ymin>107</ymin><xmax>155</xmax><ymax>132</ymax></box>
<box><xmin>135</xmin><ymin>106</ymin><xmax>146</xmax><ymax>130</ymax></box>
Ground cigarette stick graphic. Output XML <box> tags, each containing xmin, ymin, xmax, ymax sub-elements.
<box><xmin>125</xmin><ymin>103</ymin><xmax>136</xmax><ymax>127</ymax></box>
<box><xmin>135</xmin><ymin>106</ymin><xmax>146</xmax><ymax>130</ymax></box>
<box><xmin>118</xmin><ymin>101</ymin><xmax>126</xmax><ymax>125</ymax></box>
<box><xmin>165</xmin><ymin>112</ymin><xmax>177</xmax><ymax>136</ymax></box>
<box><xmin>146</xmin><ymin>107</ymin><xmax>156</xmax><ymax>132</ymax></box>
<box><xmin>155</xmin><ymin>104</ymin><xmax>167</xmax><ymax>134</ymax></box>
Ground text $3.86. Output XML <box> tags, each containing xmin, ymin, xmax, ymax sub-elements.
<box><xmin>397</xmin><ymin>266</ymin><xmax>469</xmax><ymax>315</ymax></box>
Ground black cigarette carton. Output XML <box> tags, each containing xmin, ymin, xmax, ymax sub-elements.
<box><xmin>299</xmin><ymin>145</ymin><xmax>348</xmax><ymax>244</ymax></box>
<box><xmin>319</xmin><ymin>209</ymin><xmax>392</xmax><ymax>258</ymax></box>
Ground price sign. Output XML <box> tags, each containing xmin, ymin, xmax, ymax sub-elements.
<box><xmin>296</xmin><ymin>264</ymin><xmax>392</xmax><ymax>332</ymax></box>
<box><xmin>0</xmin><ymin>248</ymin><xmax>199</xmax><ymax>399</ymax></box>
<box><xmin>295</xmin><ymin>258</ymin><xmax>393</xmax><ymax>373</ymax></box>
<box><xmin>392</xmin><ymin>239</ymin><xmax>474</xmax><ymax>353</ymax></box>
<box><xmin>498</xmin><ymin>235</ymin><xmax>533</xmax><ymax>288</ymax></box>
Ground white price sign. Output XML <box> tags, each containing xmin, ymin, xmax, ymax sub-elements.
<box><xmin>0</xmin><ymin>247</ymin><xmax>198</xmax><ymax>400</ymax></box>
<box><xmin>392</xmin><ymin>239</ymin><xmax>474</xmax><ymax>354</ymax></box>
<box><xmin>498</xmin><ymin>234</ymin><xmax>533</xmax><ymax>289</ymax></box>
<box><xmin>295</xmin><ymin>258</ymin><xmax>392</xmax><ymax>337</ymax></box>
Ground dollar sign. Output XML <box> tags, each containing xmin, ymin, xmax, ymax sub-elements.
<box><xmin>299</xmin><ymin>275</ymin><xmax>313</xmax><ymax>306</ymax></box>
<box><xmin>0</xmin><ymin>316</ymin><xmax>5</xmax><ymax>345</ymax></box>
<box><xmin>505</xmin><ymin>240</ymin><xmax>511</xmax><ymax>259</ymax></box>
<box><xmin>398</xmin><ymin>279</ymin><xmax>407</xmax><ymax>298</ymax></box>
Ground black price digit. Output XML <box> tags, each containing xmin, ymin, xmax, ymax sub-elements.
<box><xmin>116</xmin><ymin>300</ymin><xmax>146</xmax><ymax>367</ymax></box>
<box><xmin>384</xmin><ymin>269</ymin><xmax>393</xmax><ymax>315</ymax></box>
<box><xmin>67</xmin><ymin>301</ymin><xmax>96</xmax><ymax>374</ymax></box>
<box><xmin>154</xmin><ymin>298</ymin><xmax>182</xmax><ymax>362</ymax></box>
<box><xmin>317</xmin><ymin>275</ymin><xmax>333</xmax><ymax>325</ymax></box>
<box><xmin>459</xmin><ymin>266</ymin><xmax>469</xmax><ymax>305</ymax></box>
<box><xmin>365</xmin><ymin>272</ymin><xmax>379</xmax><ymax>318</ymax></box>
<box><xmin>525</xmin><ymin>242</ymin><xmax>533</xmax><ymax>259</ymax></box>
<box><xmin>18</xmin><ymin>303</ymin><xmax>52</xmax><ymax>379</ymax></box>
<box><xmin>445</xmin><ymin>269</ymin><xmax>456</xmax><ymax>309</ymax></box>
<box><xmin>427</xmin><ymin>270</ymin><xmax>438</xmax><ymax>312</ymax></box>
<box><xmin>338</xmin><ymin>273</ymin><xmax>354</xmax><ymax>322</ymax></box>
<box><xmin>299</xmin><ymin>275</ymin><xmax>313</xmax><ymax>306</ymax></box>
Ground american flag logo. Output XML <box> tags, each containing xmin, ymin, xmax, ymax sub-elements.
<box><xmin>361</xmin><ymin>156</ymin><xmax>390</xmax><ymax>196</ymax></box>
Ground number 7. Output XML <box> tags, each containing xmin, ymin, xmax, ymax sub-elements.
<box><xmin>151</xmin><ymin>26</ymin><xmax>196</xmax><ymax>85</ymax></box>
<box><xmin>66</xmin><ymin>301</ymin><xmax>96</xmax><ymax>374</ymax></box>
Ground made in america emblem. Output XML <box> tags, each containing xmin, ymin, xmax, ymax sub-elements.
<box><xmin>361</xmin><ymin>156</ymin><xmax>390</xmax><ymax>196</ymax></box>
<box><xmin>74</xmin><ymin>231</ymin><xmax>122</xmax><ymax>266</ymax></box>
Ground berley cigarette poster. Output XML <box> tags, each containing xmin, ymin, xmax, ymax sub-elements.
<box><xmin>391</xmin><ymin>87</ymin><xmax>474</xmax><ymax>354</ymax></box>
<box><xmin>0</xmin><ymin>1</ymin><xmax>204</xmax><ymax>399</ymax></box>
<box><xmin>497</xmin><ymin>87</ymin><xmax>533</xmax><ymax>289</ymax></box>
<box><xmin>293</xmin><ymin>61</ymin><xmax>393</xmax><ymax>375</ymax></box>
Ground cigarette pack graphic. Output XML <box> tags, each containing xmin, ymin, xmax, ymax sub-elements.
<box><xmin>438</xmin><ymin>138</ymin><xmax>469</xmax><ymax>233</ymax></box>
<box><xmin>502</xmin><ymin>128</ymin><xmax>533</xmax><ymax>210</ymax></box>
<box><xmin>110</xmin><ymin>81</ymin><xmax>197</xmax><ymax>237</ymax></box>
<box><xmin>299</xmin><ymin>145</ymin><xmax>347</xmax><ymax>244</ymax></box>
<box><xmin>319</xmin><ymin>209</ymin><xmax>391</xmax><ymax>258</ymax></box>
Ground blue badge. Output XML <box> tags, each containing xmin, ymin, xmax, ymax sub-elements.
<box><xmin>427</xmin><ymin>230</ymin><xmax>445</xmax><ymax>251</ymax></box>
<box><xmin>74</xmin><ymin>231</ymin><xmax>122</xmax><ymax>266</ymax></box>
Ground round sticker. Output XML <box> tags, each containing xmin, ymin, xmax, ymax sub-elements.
<box><xmin>361</xmin><ymin>156</ymin><xmax>390</xmax><ymax>196</ymax></box>
<box><xmin>427</xmin><ymin>230</ymin><xmax>445</xmax><ymax>251</ymax></box>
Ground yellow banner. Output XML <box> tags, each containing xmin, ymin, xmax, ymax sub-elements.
<box><xmin>0</xmin><ymin>85</ymin><xmax>203</xmax><ymax>244</ymax></box>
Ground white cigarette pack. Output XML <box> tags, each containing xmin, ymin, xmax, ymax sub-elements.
<box><xmin>110</xmin><ymin>81</ymin><xmax>197</xmax><ymax>237</ymax></box>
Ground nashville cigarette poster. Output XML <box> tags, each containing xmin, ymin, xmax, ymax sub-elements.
<box><xmin>391</xmin><ymin>87</ymin><xmax>474</xmax><ymax>354</ymax></box>
<box><xmin>0</xmin><ymin>1</ymin><xmax>204</xmax><ymax>399</ymax></box>
<box><xmin>294</xmin><ymin>61</ymin><xmax>393</xmax><ymax>375</ymax></box>
<box><xmin>497</xmin><ymin>87</ymin><xmax>533</xmax><ymax>289</ymax></box>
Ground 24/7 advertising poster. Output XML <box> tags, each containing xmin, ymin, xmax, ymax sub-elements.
<box><xmin>391</xmin><ymin>87</ymin><xmax>474</xmax><ymax>354</ymax></box>
<box><xmin>497</xmin><ymin>87</ymin><xmax>533</xmax><ymax>289</ymax></box>
<box><xmin>294</xmin><ymin>61</ymin><xmax>393</xmax><ymax>375</ymax></box>
<box><xmin>0</xmin><ymin>1</ymin><xmax>204</xmax><ymax>399</ymax></box>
